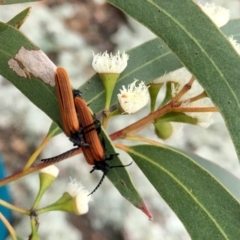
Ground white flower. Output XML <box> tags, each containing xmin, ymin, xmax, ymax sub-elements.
<box><xmin>40</xmin><ymin>165</ymin><xmax>59</xmax><ymax>178</ymax></box>
<box><xmin>198</xmin><ymin>2</ymin><xmax>230</xmax><ymax>28</ymax></box>
<box><xmin>154</xmin><ymin>68</ymin><xmax>203</xmax><ymax>99</ymax></box>
<box><xmin>67</xmin><ymin>178</ymin><xmax>92</xmax><ymax>215</ymax></box>
<box><xmin>92</xmin><ymin>50</ymin><xmax>129</xmax><ymax>74</ymax></box>
<box><xmin>118</xmin><ymin>79</ymin><xmax>149</xmax><ymax>114</ymax></box>
<box><xmin>228</xmin><ymin>36</ymin><xmax>240</xmax><ymax>55</ymax></box>
<box><xmin>181</xmin><ymin>98</ymin><xmax>213</xmax><ymax>128</ymax></box>
<box><xmin>153</xmin><ymin>68</ymin><xmax>214</xmax><ymax>128</ymax></box>
<box><xmin>154</xmin><ymin>68</ymin><xmax>191</xmax><ymax>86</ymax></box>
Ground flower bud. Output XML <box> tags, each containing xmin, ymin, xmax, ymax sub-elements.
<box><xmin>154</xmin><ymin>121</ymin><xmax>173</xmax><ymax>140</ymax></box>
<box><xmin>32</xmin><ymin>165</ymin><xmax>59</xmax><ymax>208</ymax></box>
<box><xmin>92</xmin><ymin>51</ymin><xmax>129</xmax><ymax>109</ymax></box>
<box><xmin>38</xmin><ymin>178</ymin><xmax>92</xmax><ymax>215</ymax></box>
<box><xmin>148</xmin><ymin>82</ymin><xmax>164</xmax><ymax>112</ymax></box>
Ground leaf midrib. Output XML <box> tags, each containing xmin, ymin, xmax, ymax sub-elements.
<box><xmin>129</xmin><ymin>147</ymin><xmax>229</xmax><ymax>239</ymax></box>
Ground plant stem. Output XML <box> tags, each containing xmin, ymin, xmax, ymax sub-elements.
<box><xmin>124</xmin><ymin>136</ymin><xmax>164</xmax><ymax>146</ymax></box>
<box><xmin>0</xmin><ymin>199</ymin><xmax>29</xmax><ymax>215</ymax></box>
<box><xmin>110</xmin><ymin>102</ymin><xmax>172</xmax><ymax>140</ymax></box>
<box><xmin>0</xmin><ymin>148</ymin><xmax>83</xmax><ymax>187</ymax></box>
<box><xmin>186</xmin><ymin>91</ymin><xmax>208</xmax><ymax>103</ymax></box>
<box><xmin>24</xmin><ymin>135</ymin><xmax>51</xmax><ymax>170</ymax></box>
<box><xmin>172</xmin><ymin>106</ymin><xmax>218</xmax><ymax>113</ymax></box>
<box><xmin>0</xmin><ymin>162</ymin><xmax>49</xmax><ymax>187</ymax></box>
<box><xmin>0</xmin><ymin>212</ymin><xmax>17</xmax><ymax>240</ymax></box>
<box><xmin>30</xmin><ymin>215</ymin><xmax>39</xmax><ymax>239</ymax></box>
<box><xmin>171</xmin><ymin>75</ymin><xmax>195</xmax><ymax>101</ymax></box>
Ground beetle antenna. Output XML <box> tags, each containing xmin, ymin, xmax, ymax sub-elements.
<box><xmin>41</xmin><ymin>147</ymin><xmax>80</xmax><ymax>163</ymax></box>
<box><xmin>110</xmin><ymin>161</ymin><xmax>133</xmax><ymax>169</ymax></box>
<box><xmin>88</xmin><ymin>160</ymin><xmax>132</xmax><ymax>195</ymax></box>
<box><xmin>88</xmin><ymin>171</ymin><xmax>107</xmax><ymax>195</ymax></box>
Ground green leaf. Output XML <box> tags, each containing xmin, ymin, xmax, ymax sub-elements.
<box><xmin>182</xmin><ymin>150</ymin><xmax>240</xmax><ymax>201</ymax></box>
<box><xmin>127</xmin><ymin>144</ymin><xmax>240</xmax><ymax>239</ymax></box>
<box><xmin>99</xmin><ymin>128</ymin><xmax>152</xmax><ymax>218</ymax></box>
<box><xmin>7</xmin><ymin>7</ymin><xmax>31</xmax><ymax>29</ymax></box>
<box><xmin>0</xmin><ymin>0</ymin><xmax>40</xmax><ymax>4</ymax></box>
<box><xmin>0</xmin><ymin>22</ymin><xmax>61</xmax><ymax>127</ymax></box>
<box><xmin>47</xmin><ymin>121</ymin><xmax>62</xmax><ymax>138</ymax></box>
<box><xmin>107</xmin><ymin>0</ymin><xmax>240</xmax><ymax>159</ymax></box>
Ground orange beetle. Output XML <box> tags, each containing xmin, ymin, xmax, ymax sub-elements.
<box><xmin>73</xmin><ymin>94</ymin><xmax>104</xmax><ymax>165</ymax></box>
<box><xmin>43</xmin><ymin>68</ymin><xmax>131</xmax><ymax>194</ymax></box>
<box><xmin>73</xmin><ymin>92</ymin><xmax>131</xmax><ymax>194</ymax></box>
<box><xmin>55</xmin><ymin>67</ymin><xmax>88</xmax><ymax>147</ymax></box>
<box><xmin>55</xmin><ymin>67</ymin><xmax>79</xmax><ymax>137</ymax></box>
<box><xmin>42</xmin><ymin>92</ymin><xmax>122</xmax><ymax>194</ymax></box>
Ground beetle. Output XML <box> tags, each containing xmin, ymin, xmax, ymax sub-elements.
<box><xmin>42</xmin><ymin>68</ymin><xmax>131</xmax><ymax>194</ymax></box>
<box><xmin>55</xmin><ymin>67</ymin><xmax>88</xmax><ymax>147</ymax></box>
<box><xmin>74</xmin><ymin>93</ymin><xmax>133</xmax><ymax>194</ymax></box>
<box><xmin>55</xmin><ymin>67</ymin><xmax>79</xmax><ymax>137</ymax></box>
<box><xmin>73</xmin><ymin>92</ymin><xmax>105</xmax><ymax>164</ymax></box>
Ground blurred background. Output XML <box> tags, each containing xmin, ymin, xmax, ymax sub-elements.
<box><xmin>0</xmin><ymin>0</ymin><xmax>240</xmax><ymax>239</ymax></box>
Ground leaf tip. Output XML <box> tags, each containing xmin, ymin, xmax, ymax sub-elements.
<box><xmin>135</xmin><ymin>200</ymin><xmax>153</xmax><ymax>220</ymax></box>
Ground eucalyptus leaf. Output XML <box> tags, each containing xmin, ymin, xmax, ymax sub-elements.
<box><xmin>100</xmin><ymin>128</ymin><xmax>152</xmax><ymax>218</ymax></box>
<box><xmin>0</xmin><ymin>0</ymin><xmax>39</xmax><ymax>4</ymax></box>
<box><xmin>45</xmin><ymin>123</ymin><xmax>151</xmax><ymax>217</ymax></box>
<box><xmin>7</xmin><ymin>7</ymin><xmax>31</xmax><ymax>28</ymax></box>
<box><xmin>0</xmin><ymin>22</ymin><xmax>61</xmax><ymax>127</ymax></box>
<box><xmin>127</xmin><ymin>144</ymin><xmax>240</xmax><ymax>239</ymax></box>
<box><xmin>182</xmin><ymin>150</ymin><xmax>240</xmax><ymax>201</ymax></box>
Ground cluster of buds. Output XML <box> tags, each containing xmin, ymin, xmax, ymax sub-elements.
<box><xmin>92</xmin><ymin>47</ymin><xmax>216</xmax><ymax>140</ymax></box>
<box><xmin>150</xmin><ymin>68</ymin><xmax>214</xmax><ymax>139</ymax></box>
<box><xmin>92</xmin><ymin>51</ymin><xmax>149</xmax><ymax>114</ymax></box>
<box><xmin>90</xmin><ymin>2</ymin><xmax>236</xmax><ymax>140</ymax></box>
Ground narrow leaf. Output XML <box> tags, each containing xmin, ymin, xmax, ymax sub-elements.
<box><xmin>0</xmin><ymin>0</ymin><xmax>40</xmax><ymax>4</ymax></box>
<box><xmin>0</xmin><ymin>22</ymin><xmax>61</xmax><ymax>126</ymax></box>
<box><xmin>181</xmin><ymin>150</ymin><xmax>240</xmax><ymax>201</ymax></box>
<box><xmin>127</xmin><ymin>144</ymin><xmax>240</xmax><ymax>239</ymax></box>
<box><xmin>100</xmin><ymin>129</ymin><xmax>152</xmax><ymax>218</ymax></box>
<box><xmin>7</xmin><ymin>7</ymin><xmax>31</xmax><ymax>29</ymax></box>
